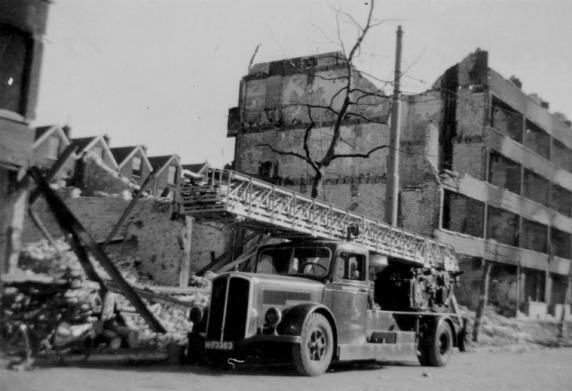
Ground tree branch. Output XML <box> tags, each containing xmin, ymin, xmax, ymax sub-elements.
<box><xmin>303</xmin><ymin>107</ymin><xmax>320</xmax><ymax>172</ymax></box>
<box><xmin>343</xmin><ymin>111</ymin><xmax>388</xmax><ymax>124</ymax></box>
<box><xmin>328</xmin><ymin>144</ymin><xmax>389</xmax><ymax>161</ymax></box>
<box><xmin>255</xmin><ymin>144</ymin><xmax>308</xmax><ymax>163</ymax></box>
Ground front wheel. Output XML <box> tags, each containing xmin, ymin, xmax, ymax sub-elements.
<box><xmin>291</xmin><ymin>313</ymin><xmax>333</xmax><ymax>376</ymax></box>
<box><xmin>420</xmin><ymin>320</ymin><xmax>453</xmax><ymax>367</ymax></box>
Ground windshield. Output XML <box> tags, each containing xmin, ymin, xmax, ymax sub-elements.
<box><xmin>256</xmin><ymin>246</ymin><xmax>332</xmax><ymax>278</ymax></box>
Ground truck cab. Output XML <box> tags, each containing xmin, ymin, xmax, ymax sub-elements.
<box><xmin>189</xmin><ymin>239</ymin><xmax>465</xmax><ymax>376</ymax></box>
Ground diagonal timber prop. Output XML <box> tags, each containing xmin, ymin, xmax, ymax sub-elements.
<box><xmin>28</xmin><ymin>167</ymin><xmax>166</xmax><ymax>333</ymax></box>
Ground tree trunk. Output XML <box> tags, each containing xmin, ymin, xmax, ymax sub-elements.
<box><xmin>310</xmin><ymin>169</ymin><xmax>324</xmax><ymax>199</ymax></box>
<box><xmin>473</xmin><ymin>260</ymin><xmax>492</xmax><ymax>342</ymax></box>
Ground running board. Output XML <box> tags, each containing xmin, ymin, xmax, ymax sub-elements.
<box><xmin>337</xmin><ymin>331</ymin><xmax>416</xmax><ymax>362</ymax></box>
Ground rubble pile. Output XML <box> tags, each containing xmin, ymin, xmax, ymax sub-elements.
<box><xmin>463</xmin><ymin>305</ymin><xmax>572</xmax><ymax>349</ymax></box>
<box><xmin>0</xmin><ymin>276</ymin><xmax>127</xmax><ymax>358</ymax></box>
<box><xmin>19</xmin><ymin>239</ymin><xmax>147</xmax><ymax>285</ymax></box>
<box><xmin>121</xmin><ymin>302</ymin><xmax>193</xmax><ymax>349</ymax></box>
<box><xmin>13</xmin><ymin>239</ymin><xmax>211</xmax><ymax>351</ymax></box>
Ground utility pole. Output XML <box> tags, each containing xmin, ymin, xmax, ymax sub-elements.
<box><xmin>385</xmin><ymin>25</ymin><xmax>403</xmax><ymax>226</ymax></box>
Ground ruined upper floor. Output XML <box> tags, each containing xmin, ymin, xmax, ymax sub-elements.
<box><xmin>228</xmin><ymin>52</ymin><xmax>391</xmax><ymax>136</ymax></box>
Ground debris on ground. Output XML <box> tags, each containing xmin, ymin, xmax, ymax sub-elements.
<box><xmin>461</xmin><ymin>305</ymin><xmax>572</xmax><ymax>350</ymax></box>
<box><xmin>10</xmin><ymin>239</ymin><xmax>572</xmax><ymax>358</ymax></box>
<box><xmin>10</xmin><ymin>239</ymin><xmax>210</xmax><ymax>352</ymax></box>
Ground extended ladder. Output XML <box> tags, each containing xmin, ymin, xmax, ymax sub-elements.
<box><xmin>180</xmin><ymin>169</ymin><xmax>458</xmax><ymax>272</ymax></box>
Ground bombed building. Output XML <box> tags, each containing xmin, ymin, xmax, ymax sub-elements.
<box><xmin>227</xmin><ymin>50</ymin><xmax>572</xmax><ymax>317</ymax></box>
<box><xmin>0</xmin><ymin>0</ymin><xmax>50</xmax><ymax>274</ymax></box>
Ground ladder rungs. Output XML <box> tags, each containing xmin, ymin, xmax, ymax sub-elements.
<box><xmin>180</xmin><ymin>169</ymin><xmax>458</xmax><ymax>271</ymax></box>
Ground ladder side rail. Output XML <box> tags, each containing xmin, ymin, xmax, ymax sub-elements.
<box><xmin>185</xmin><ymin>169</ymin><xmax>459</xmax><ymax>271</ymax></box>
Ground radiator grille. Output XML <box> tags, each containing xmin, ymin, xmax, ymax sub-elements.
<box><xmin>206</xmin><ymin>276</ymin><xmax>250</xmax><ymax>341</ymax></box>
<box><xmin>207</xmin><ymin>277</ymin><xmax>227</xmax><ymax>340</ymax></box>
<box><xmin>223</xmin><ymin>278</ymin><xmax>249</xmax><ymax>341</ymax></box>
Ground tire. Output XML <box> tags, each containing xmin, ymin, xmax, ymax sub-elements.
<box><xmin>291</xmin><ymin>313</ymin><xmax>334</xmax><ymax>376</ymax></box>
<box><xmin>423</xmin><ymin>320</ymin><xmax>453</xmax><ymax>367</ymax></box>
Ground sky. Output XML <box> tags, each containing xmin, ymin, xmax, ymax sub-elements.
<box><xmin>36</xmin><ymin>0</ymin><xmax>572</xmax><ymax>168</ymax></box>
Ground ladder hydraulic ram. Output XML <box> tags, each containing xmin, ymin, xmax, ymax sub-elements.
<box><xmin>180</xmin><ymin>169</ymin><xmax>458</xmax><ymax>272</ymax></box>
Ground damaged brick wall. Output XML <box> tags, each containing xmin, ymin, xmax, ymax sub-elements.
<box><xmin>550</xmin><ymin>184</ymin><xmax>572</xmax><ymax>217</ymax></box>
<box><xmin>524</xmin><ymin>120</ymin><xmax>550</xmax><ymax>160</ymax></box>
<box><xmin>522</xmin><ymin>169</ymin><xmax>549</xmax><ymax>206</ymax></box>
<box><xmin>442</xmin><ymin>190</ymin><xmax>485</xmax><ymax>237</ymax></box>
<box><xmin>399</xmin><ymin>92</ymin><xmax>441</xmax><ymax>187</ymax></box>
<box><xmin>454</xmin><ymin>256</ymin><xmax>520</xmax><ymax>316</ymax></box>
<box><xmin>231</xmin><ymin>53</ymin><xmax>394</xmax><ymax>221</ymax></box>
<box><xmin>521</xmin><ymin>219</ymin><xmax>547</xmax><ymax>254</ymax></box>
<box><xmin>491</xmin><ymin>96</ymin><xmax>523</xmax><ymax>142</ymax></box>
<box><xmin>488</xmin><ymin>151</ymin><xmax>521</xmax><ymax>194</ymax></box>
<box><xmin>452</xmin><ymin>90</ymin><xmax>487</xmax><ymax>179</ymax></box>
<box><xmin>486</xmin><ymin>206</ymin><xmax>519</xmax><ymax>247</ymax></box>
<box><xmin>190</xmin><ymin>221</ymin><xmax>234</xmax><ymax>273</ymax></box>
<box><xmin>22</xmin><ymin>195</ymin><xmax>232</xmax><ymax>285</ymax></box>
<box><xmin>235</xmin><ymin>122</ymin><xmax>391</xmax><ymax>221</ymax></box>
<box><xmin>552</xmin><ymin>139</ymin><xmax>572</xmax><ymax>173</ymax></box>
<box><xmin>239</xmin><ymin>52</ymin><xmax>389</xmax><ymax>132</ymax></box>
<box><xmin>400</xmin><ymin>184</ymin><xmax>440</xmax><ymax>237</ymax></box>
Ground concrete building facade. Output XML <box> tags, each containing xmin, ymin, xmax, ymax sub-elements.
<box><xmin>228</xmin><ymin>50</ymin><xmax>572</xmax><ymax>317</ymax></box>
<box><xmin>428</xmin><ymin>50</ymin><xmax>572</xmax><ymax>317</ymax></box>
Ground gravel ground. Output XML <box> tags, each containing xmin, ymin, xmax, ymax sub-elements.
<box><xmin>1</xmin><ymin>346</ymin><xmax>572</xmax><ymax>391</ymax></box>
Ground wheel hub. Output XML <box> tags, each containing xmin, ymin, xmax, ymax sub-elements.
<box><xmin>308</xmin><ymin>329</ymin><xmax>326</xmax><ymax>361</ymax></box>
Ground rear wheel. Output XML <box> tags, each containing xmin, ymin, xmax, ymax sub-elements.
<box><xmin>421</xmin><ymin>320</ymin><xmax>453</xmax><ymax>367</ymax></box>
<box><xmin>292</xmin><ymin>313</ymin><xmax>333</xmax><ymax>376</ymax></box>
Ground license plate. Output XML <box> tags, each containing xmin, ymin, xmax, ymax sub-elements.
<box><xmin>205</xmin><ymin>340</ymin><xmax>234</xmax><ymax>350</ymax></box>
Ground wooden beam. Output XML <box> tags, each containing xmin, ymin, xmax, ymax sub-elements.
<box><xmin>178</xmin><ymin>216</ymin><xmax>193</xmax><ymax>288</ymax></box>
<box><xmin>28</xmin><ymin>167</ymin><xmax>166</xmax><ymax>333</ymax></box>
<box><xmin>28</xmin><ymin>144</ymin><xmax>77</xmax><ymax>206</ymax></box>
<box><xmin>101</xmin><ymin>170</ymin><xmax>156</xmax><ymax>249</ymax></box>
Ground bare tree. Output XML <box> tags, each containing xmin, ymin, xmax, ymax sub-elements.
<box><xmin>254</xmin><ymin>0</ymin><xmax>392</xmax><ymax>198</ymax></box>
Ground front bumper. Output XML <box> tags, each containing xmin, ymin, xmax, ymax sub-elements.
<box><xmin>189</xmin><ymin>332</ymin><xmax>302</xmax><ymax>354</ymax></box>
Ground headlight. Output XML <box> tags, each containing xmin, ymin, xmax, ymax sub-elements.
<box><xmin>264</xmin><ymin>307</ymin><xmax>282</xmax><ymax>327</ymax></box>
<box><xmin>189</xmin><ymin>306</ymin><xmax>204</xmax><ymax>323</ymax></box>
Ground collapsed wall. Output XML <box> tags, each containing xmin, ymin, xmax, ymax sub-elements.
<box><xmin>23</xmin><ymin>193</ymin><xmax>233</xmax><ymax>285</ymax></box>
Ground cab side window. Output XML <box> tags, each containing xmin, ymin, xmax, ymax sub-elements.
<box><xmin>335</xmin><ymin>253</ymin><xmax>365</xmax><ymax>281</ymax></box>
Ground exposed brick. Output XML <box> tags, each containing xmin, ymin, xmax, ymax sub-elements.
<box><xmin>22</xmin><ymin>195</ymin><xmax>233</xmax><ymax>285</ymax></box>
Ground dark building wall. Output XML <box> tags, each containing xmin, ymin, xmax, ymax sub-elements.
<box><xmin>0</xmin><ymin>0</ymin><xmax>50</xmax><ymax>273</ymax></box>
<box><xmin>0</xmin><ymin>0</ymin><xmax>49</xmax><ymax>120</ymax></box>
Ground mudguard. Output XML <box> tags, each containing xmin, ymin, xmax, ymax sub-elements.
<box><xmin>277</xmin><ymin>303</ymin><xmax>338</xmax><ymax>349</ymax></box>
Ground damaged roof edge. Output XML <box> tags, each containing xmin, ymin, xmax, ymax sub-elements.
<box><xmin>247</xmin><ymin>51</ymin><xmax>347</xmax><ymax>78</ymax></box>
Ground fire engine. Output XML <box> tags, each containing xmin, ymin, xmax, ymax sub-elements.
<box><xmin>182</xmin><ymin>169</ymin><xmax>466</xmax><ymax>376</ymax></box>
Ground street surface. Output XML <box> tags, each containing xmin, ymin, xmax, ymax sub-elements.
<box><xmin>1</xmin><ymin>347</ymin><xmax>572</xmax><ymax>391</ymax></box>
